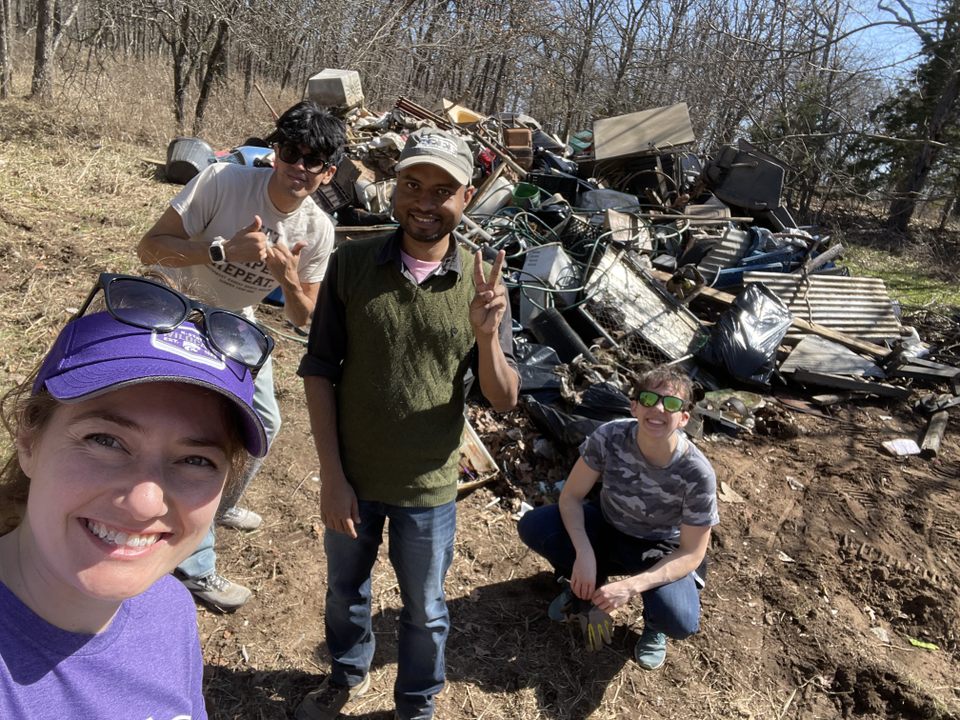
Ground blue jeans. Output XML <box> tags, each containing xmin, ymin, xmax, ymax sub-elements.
<box><xmin>325</xmin><ymin>500</ymin><xmax>456</xmax><ymax>720</ymax></box>
<box><xmin>517</xmin><ymin>502</ymin><xmax>703</xmax><ymax>639</ymax></box>
<box><xmin>177</xmin><ymin>357</ymin><xmax>281</xmax><ymax>579</ymax></box>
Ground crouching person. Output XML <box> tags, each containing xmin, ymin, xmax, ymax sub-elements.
<box><xmin>0</xmin><ymin>273</ymin><xmax>271</xmax><ymax>718</ymax></box>
<box><xmin>518</xmin><ymin>365</ymin><xmax>717</xmax><ymax>669</ymax></box>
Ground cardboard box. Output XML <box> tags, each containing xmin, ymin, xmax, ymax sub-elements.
<box><xmin>307</xmin><ymin>69</ymin><xmax>364</xmax><ymax>110</ymax></box>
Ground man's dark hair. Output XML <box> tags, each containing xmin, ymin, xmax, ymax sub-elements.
<box><xmin>265</xmin><ymin>101</ymin><xmax>347</xmax><ymax>167</ymax></box>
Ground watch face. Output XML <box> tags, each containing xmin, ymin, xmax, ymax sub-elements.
<box><xmin>209</xmin><ymin>243</ymin><xmax>226</xmax><ymax>263</ymax></box>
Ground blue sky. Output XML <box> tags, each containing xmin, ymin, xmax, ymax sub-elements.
<box><xmin>848</xmin><ymin>0</ymin><xmax>939</xmax><ymax>82</ymax></box>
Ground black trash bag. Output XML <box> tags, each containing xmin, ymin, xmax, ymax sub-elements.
<box><xmin>574</xmin><ymin>382</ymin><xmax>632</xmax><ymax>422</ymax></box>
<box><xmin>514</xmin><ymin>340</ymin><xmax>564</xmax><ymax>398</ymax></box>
<box><xmin>698</xmin><ymin>283</ymin><xmax>792</xmax><ymax>385</ymax></box>
<box><xmin>523</xmin><ymin>396</ymin><xmax>604</xmax><ymax>448</ymax></box>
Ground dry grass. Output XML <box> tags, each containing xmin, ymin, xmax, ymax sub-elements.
<box><xmin>3</xmin><ymin>35</ymin><xmax>301</xmax><ymax>153</ymax></box>
<box><xmin>0</xmin><ymin>39</ymin><xmax>308</xmax><ymax>368</ymax></box>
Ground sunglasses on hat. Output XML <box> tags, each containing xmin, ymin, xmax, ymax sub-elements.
<box><xmin>75</xmin><ymin>274</ymin><xmax>274</xmax><ymax>372</ymax></box>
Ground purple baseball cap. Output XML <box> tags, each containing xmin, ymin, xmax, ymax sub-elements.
<box><xmin>32</xmin><ymin>312</ymin><xmax>268</xmax><ymax>457</ymax></box>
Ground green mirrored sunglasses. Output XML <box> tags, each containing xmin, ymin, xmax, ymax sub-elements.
<box><xmin>636</xmin><ymin>390</ymin><xmax>686</xmax><ymax>413</ymax></box>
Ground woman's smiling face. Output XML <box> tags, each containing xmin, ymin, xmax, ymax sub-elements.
<box><xmin>15</xmin><ymin>382</ymin><xmax>232</xmax><ymax>604</ymax></box>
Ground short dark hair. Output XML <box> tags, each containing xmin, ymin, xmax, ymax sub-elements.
<box><xmin>632</xmin><ymin>365</ymin><xmax>694</xmax><ymax>403</ymax></box>
<box><xmin>265</xmin><ymin>101</ymin><xmax>347</xmax><ymax>167</ymax></box>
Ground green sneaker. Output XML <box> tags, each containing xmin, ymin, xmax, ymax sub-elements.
<box><xmin>634</xmin><ymin>627</ymin><xmax>667</xmax><ymax>670</ymax></box>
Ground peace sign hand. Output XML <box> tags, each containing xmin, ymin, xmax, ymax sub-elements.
<box><xmin>469</xmin><ymin>249</ymin><xmax>508</xmax><ymax>338</ymax></box>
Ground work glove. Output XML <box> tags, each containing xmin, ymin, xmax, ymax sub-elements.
<box><xmin>578</xmin><ymin>605</ymin><xmax>614</xmax><ymax>652</ymax></box>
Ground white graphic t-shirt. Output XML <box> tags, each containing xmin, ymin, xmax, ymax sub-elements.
<box><xmin>162</xmin><ymin>163</ymin><xmax>334</xmax><ymax>314</ymax></box>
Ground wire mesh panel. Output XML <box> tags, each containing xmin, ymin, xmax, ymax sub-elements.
<box><xmin>584</xmin><ymin>247</ymin><xmax>704</xmax><ymax>363</ymax></box>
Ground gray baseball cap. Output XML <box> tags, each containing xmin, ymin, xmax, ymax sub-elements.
<box><xmin>395</xmin><ymin>127</ymin><xmax>474</xmax><ymax>186</ymax></box>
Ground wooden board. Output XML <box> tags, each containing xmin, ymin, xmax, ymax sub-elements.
<box><xmin>592</xmin><ymin>103</ymin><xmax>695</xmax><ymax>160</ymax></box>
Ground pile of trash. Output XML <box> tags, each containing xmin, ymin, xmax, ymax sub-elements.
<box><xmin>166</xmin><ymin>69</ymin><xmax>960</xmax><ymax>469</ymax></box>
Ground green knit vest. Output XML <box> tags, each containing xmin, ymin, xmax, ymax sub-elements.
<box><xmin>335</xmin><ymin>236</ymin><xmax>477</xmax><ymax>507</ymax></box>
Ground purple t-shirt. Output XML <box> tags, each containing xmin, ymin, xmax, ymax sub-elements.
<box><xmin>0</xmin><ymin>574</ymin><xmax>207</xmax><ymax>719</ymax></box>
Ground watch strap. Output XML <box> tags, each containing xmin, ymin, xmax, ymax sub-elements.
<box><xmin>208</xmin><ymin>236</ymin><xmax>227</xmax><ymax>264</ymax></box>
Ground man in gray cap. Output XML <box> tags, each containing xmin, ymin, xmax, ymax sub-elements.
<box><xmin>296</xmin><ymin>127</ymin><xmax>520</xmax><ymax>720</ymax></box>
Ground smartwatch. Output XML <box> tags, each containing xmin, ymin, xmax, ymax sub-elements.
<box><xmin>208</xmin><ymin>237</ymin><xmax>227</xmax><ymax>264</ymax></box>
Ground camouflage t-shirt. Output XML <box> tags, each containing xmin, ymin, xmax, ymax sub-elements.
<box><xmin>579</xmin><ymin>419</ymin><xmax>719</xmax><ymax>541</ymax></box>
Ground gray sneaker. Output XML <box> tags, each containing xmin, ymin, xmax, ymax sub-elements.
<box><xmin>296</xmin><ymin>675</ymin><xmax>371</xmax><ymax>720</ymax></box>
<box><xmin>180</xmin><ymin>572</ymin><xmax>252</xmax><ymax>611</ymax></box>
<box><xmin>634</xmin><ymin>626</ymin><xmax>667</xmax><ymax>670</ymax></box>
<box><xmin>217</xmin><ymin>506</ymin><xmax>262</xmax><ymax>531</ymax></box>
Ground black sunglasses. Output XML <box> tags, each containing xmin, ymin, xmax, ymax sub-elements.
<box><xmin>275</xmin><ymin>142</ymin><xmax>331</xmax><ymax>174</ymax></box>
<box><xmin>636</xmin><ymin>390</ymin><xmax>687</xmax><ymax>413</ymax></box>
<box><xmin>76</xmin><ymin>274</ymin><xmax>275</xmax><ymax>372</ymax></box>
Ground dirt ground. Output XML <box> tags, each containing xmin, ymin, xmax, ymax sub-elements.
<box><xmin>196</xmin><ymin>327</ymin><xmax>960</xmax><ymax>720</ymax></box>
<box><xmin>1</xmin><ymin>99</ymin><xmax>958</xmax><ymax>720</ymax></box>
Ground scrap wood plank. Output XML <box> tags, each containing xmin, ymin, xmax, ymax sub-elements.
<box><xmin>920</xmin><ymin>410</ymin><xmax>949</xmax><ymax>459</ymax></box>
<box><xmin>890</xmin><ymin>365</ymin><xmax>960</xmax><ymax>381</ymax></box>
<box><xmin>647</xmin><ymin>269</ymin><xmax>891</xmax><ymax>360</ymax></box>
<box><xmin>888</xmin><ymin>356</ymin><xmax>960</xmax><ymax>381</ymax></box>
<box><xmin>788</xmin><ymin>369</ymin><xmax>911</xmax><ymax>399</ymax></box>
<box><xmin>458</xmin><ymin>415</ymin><xmax>499</xmax><ymax>493</ymax></box>
<box><xmin>774</xmin><ymin>395</ymin><xmax>838</xmax><ymax>419</ymax></box>
<box><xmin>800</xmin><ymin>243</ymin><xmax>844</xmax><ymax>273</ymax></box>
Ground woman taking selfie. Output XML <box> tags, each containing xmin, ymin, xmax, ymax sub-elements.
<box><xmin>0</xmin><ymin>273</ymin><xmax>272</xmax><ymax>719</ymax></box>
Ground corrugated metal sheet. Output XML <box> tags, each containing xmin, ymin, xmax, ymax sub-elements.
<box><xmin>696</xmin><ymin>227</ymin><xmax>752</xmax><ymax>281</ymax></box>
<box><xmin>743</xmin><ymin>272</ymin><xmax>901</xmax><ymax>344</ymax></box>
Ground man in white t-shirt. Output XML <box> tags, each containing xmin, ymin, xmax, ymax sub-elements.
<box><xmin>138</xmin><ymin>101</ymin><xmax>346</xmax><ymax>610</ymax></box>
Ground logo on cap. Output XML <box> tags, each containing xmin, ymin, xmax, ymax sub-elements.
<box><xmin>150</xmin><ymin>326</ymin><xmax>226</xmax><ymax>370</ymax></box>
<box><xmin>414</xmin><ymin>133</ymin><xmax>460</xmax><ymax>158</ymax></box>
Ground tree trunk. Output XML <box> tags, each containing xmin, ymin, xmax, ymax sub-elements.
<box><xmin>886</xmin><ymin>6</ymin><xmax>960</xmax><ymax>233</ymax></box>
<box><xmin>193</xmin><ymin>18</ymin><xmax>228</xmax><ymax>136</ymax></box>
<box><xmin>886</xmin><ymin>67</ymin><xmax>960</xmax><ymax>232</ymax></box>
<box><xmin>0</xmin><ymin>0</ymin><xmax>11</xmax><ymax>99</ymax></box>
<box><xmin>243</xmin><ymin>51</ymin><xmax>253</xmax><ymax>100</ymax></box>
<box><xmin>30</xmin><ymin>0</ymin><xmax>55</xmax><ymax>100</ymax></box>
<box><xmin>488</xmin><ymin>54</ymin><xmax>507</xmax><ymax>115</ymax></box>
<box><xmin>937</xmin><ymin>196</ymin><xmax>955</xmax><ymax>231</ymax></box>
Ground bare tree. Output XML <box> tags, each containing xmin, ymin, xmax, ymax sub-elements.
<box><xmin>0</xmin><ymin>0</ymin><xmax>11</xmax><ymax>98</ymax></box>
<box><xmin>192</xmin><ymin>15</ymin><xmax>229</xmax><ymax>135</ymax></box>
<box><xmin>30</xmin><ymin>0</ymin><xmax>54</xmax><ymax>99</ymax></box>
<box><xmin>884</xmin><ymin>0</ymin><xmax>960</xmax><ymax>231</ymax></box>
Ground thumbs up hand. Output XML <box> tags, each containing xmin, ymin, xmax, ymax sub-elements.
<box><xmin>224</xmin><ymin>215</ymin><xmax>269</xmax><ymax>263</ymax></box>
